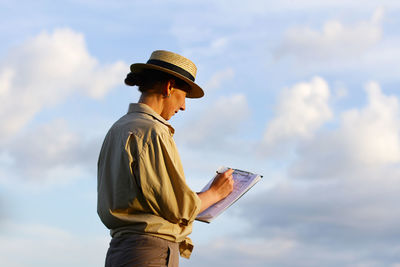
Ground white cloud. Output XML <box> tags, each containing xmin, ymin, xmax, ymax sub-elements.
<box><xmin>0</xmin><ymin>221</ymin><xmax>108</xmax><ymax>267</ymax></box>
<box><xmin>341</xmin><ymin>81</ymin><xmax>400</xmax><ymax>165</ymax></box>
<box><xmin>204</xmin><ymin>68</ymin><xmax>235</xmax><ymax>91</ymax></box>
<box><xmin>249</xmin><ymin>82</ymin><xmax>400</xmax><ymax>265</ymax></box>
<box><xmin>179</xmin><ymin>94</ymin><xmax>250</xmax><ymax>148</ymax></box>
<box><xmin>184</xmin><ymin>236</ymin><xmax>297</xmax><ymax>267</ymax></box>
<box><xmin>291</xmin><ymin>81</ymin><xmax>400</xmax><ymax>179</ymax></box>
<box><xmin>0</xmin><ymin>28</ymin><xmax>127</xmax><ymax>141</ymax></box>
<box><xmin>211</xmin><ymin>237</ymin><xmax>296</xmax><ymax>259</ymax></box>
<box><xmin>270</xmin><ymin>7</ymin><xmax>400</xmax><ymax>80</ymax></box>
<box><xmin>232</xmin><ymin>162</ymin><xmax>400</xmax><ymax>266</ymax></box>
<box><xmin>216</xmin><ymin>0</ymin><xmax>400</xmax><ymax>12</ymax></box>
<box><xmin>0</xmin><ymin>119</ymin><xmax>99</xmax><ymax>184</ymax></box>
<box><xmin>361</xmin><ymin>38</ymin><xmax>400</xmax><ymax>81</ymax></box>
<box><xmin>262</xmin><ymin>76</ymin><xmax>332</xmax><ymax>154</ymax></box>
<box><xmin>276</xmin><ymin>7</ymin><xmax>384</xmax><ymax>61</ymax></box>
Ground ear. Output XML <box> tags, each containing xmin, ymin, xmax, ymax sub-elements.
<box><xmin>164</xmin><ymin>79</ymin><xmax>176</xmax><ymax>97</ymax></box>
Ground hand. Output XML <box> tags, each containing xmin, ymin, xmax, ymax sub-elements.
<box><xmin>197</xmin><ymin>169</ymin><xmax>235</xmax><ymax>213</ymax></box>
<box><xmin>209</xmin><ymin>169</ymin><xmax>235</xmax><ymax>202</ymax></box>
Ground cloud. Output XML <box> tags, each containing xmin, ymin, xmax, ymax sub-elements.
<box><xmin>0</xmin><ymin>28</ymin><xmax>127</xmax><ymax>141</ymax></box>
<box><xmin>0</xmin><ymin>119</ymin><xmax>99</xmax><ymax>184</ymax></box>
<box><xmin>204</xmin><ymin>68</ymin><xmax>235</xmax><ymax>91</ymax></box>
<box><xmin>231</xmin><ymin>167</ymin><xmax>400</xmax><ymax>266</ymax></box>
<box><xmin>220</xmin><ymin>81</ymin><xmax>400</xmax><ymax>266</ymax></box>
<box><xmin>276</xmin><ymin>7</ymin><xmax>384</xmax><ymax>61</ymax></box>
<box><xmin>178</xmin><ymin>94</ymin><xmax>250</xmax><ymax>148</ymax></box>
<box><xmin>270</xmin><ymin>7</ymin><xmax>400</xmax><ymax>81</ymax></box>
<box><xmin>339</xmin><ymin>81</ymin><xmax>400</xmax><ymax>165</ymax></box>
<box><xmin>184</xmin><ymin>236</ymin><xmax>297</xmax><ymax>267</ymax></box>
<box><xmin>261</xmin><ymin>76</ymin><xmax>332</xmax><ymax>155</ymax></box>
<box><xmin>0</xmin><ymin>221</ymin><xmax>108</xmax><ymax>267</ymax></box>
<box><xmin>291</xmin><ymin>81</ymin><xmax>400</xmax><ymax>179</ymax></box>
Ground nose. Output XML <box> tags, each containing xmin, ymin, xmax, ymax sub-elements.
<box><xmin>180</xmin><ymin>100</ymin><xmax>186</xmax><ymax>111</ymax></box>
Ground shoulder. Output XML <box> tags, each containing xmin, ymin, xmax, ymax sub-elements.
<box><xmin>112</xmin><ymin>112</ymin><xmax>172</xmax><ymax>143</ymax></box>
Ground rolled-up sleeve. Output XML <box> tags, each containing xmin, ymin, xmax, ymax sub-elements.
<box><xmin>134</xmin><ymin>131</ymin><xmax>201</xmax><ymax>227</ymax></box>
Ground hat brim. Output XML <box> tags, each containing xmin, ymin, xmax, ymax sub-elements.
<box><xmin>130</xmin><ymin>63</ymin><xmax>204</xmax><ymax>99</ymax></box>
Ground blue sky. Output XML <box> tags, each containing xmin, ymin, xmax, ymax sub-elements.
<box><xmin>1</xmin><ymin>1</ymin><xmax>400</xmax><ymax>266</ymax></box>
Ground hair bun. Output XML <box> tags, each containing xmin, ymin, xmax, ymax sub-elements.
<box><xmin>124</xmin><ymin>72</ymin><xmax>145</xmax><ymax>86</ymax></box>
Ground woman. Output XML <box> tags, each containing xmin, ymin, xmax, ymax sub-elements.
<box><xmin>97</xmin><ymin>50</ymin><xmax>234</xmax><ymax>267</ymax></box>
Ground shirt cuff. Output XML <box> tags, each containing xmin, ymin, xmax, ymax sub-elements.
<box><xmin>179</xmin><ymin>237</ymin><xmax>194</xmax><ymax>259</ymax></box>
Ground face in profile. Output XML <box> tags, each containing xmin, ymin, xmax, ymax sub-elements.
<box><xmin>161</xmin><ymin>88</ymin><xmax>187</xmax><ymax>120</ymax></box>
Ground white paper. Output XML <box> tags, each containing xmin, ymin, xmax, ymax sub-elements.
<box><xmin>196</xmin><ymin>167</ymin><xmax>262</xmax><ymax>223</ymax></box>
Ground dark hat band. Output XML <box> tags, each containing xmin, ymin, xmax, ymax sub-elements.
<box><xmin>147</xmin><ymin>59</ymin><xmax>195</xmax><ymax>82</ymax></box>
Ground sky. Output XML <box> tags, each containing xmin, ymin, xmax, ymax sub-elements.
<box><xmin>1</xmin><ymin>0</ymin><xmax>400</xmax><ymax>266</ymax></box>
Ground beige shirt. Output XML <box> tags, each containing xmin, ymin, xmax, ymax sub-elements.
<box><xmin>97</xmin><ymin>103</ymin><xmax>201</xmax><ymax>258</ymax></box>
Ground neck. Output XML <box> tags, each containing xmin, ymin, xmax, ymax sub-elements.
<box><xmin>138</xmin><ymin>92</ymin><xmax>164</xmax><ymax>116</ymax></box>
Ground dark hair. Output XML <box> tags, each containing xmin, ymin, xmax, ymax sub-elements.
<box><xmin>125</xmin><ymin>69</ymin><xmax>190</xmax><ymax>93</ymax></box>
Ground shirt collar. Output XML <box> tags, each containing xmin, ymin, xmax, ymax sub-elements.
<box><xmin>127</xmin><ymin>103</ymin><xmax>175</xmax><ymax>134</ymax></box>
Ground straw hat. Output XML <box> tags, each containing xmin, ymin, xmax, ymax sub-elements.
<box><xmin>129</xmin><ymin>50</ymin><xmax>204</xmax><ymax>98</ymax></box>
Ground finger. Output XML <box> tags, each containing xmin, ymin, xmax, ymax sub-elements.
<box><xmin>223</xmin><ymin>175</ymin><xmax>233</xmax><ymax>183</ymax></box>
<box><xmin>223</xmin><ymin>169</ymin><xmax>234</xmax><ymax>177</ymax></box>
<box><xmin>225</xmin><ymin>169</ymin><xmax>235</xmax><ymax>175</ymax></box>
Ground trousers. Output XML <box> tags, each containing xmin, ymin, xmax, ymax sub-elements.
<box><xmin>105</xmin><ymin>234</ymin><xmax>179</xmax><ymax>267</ymax></box>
